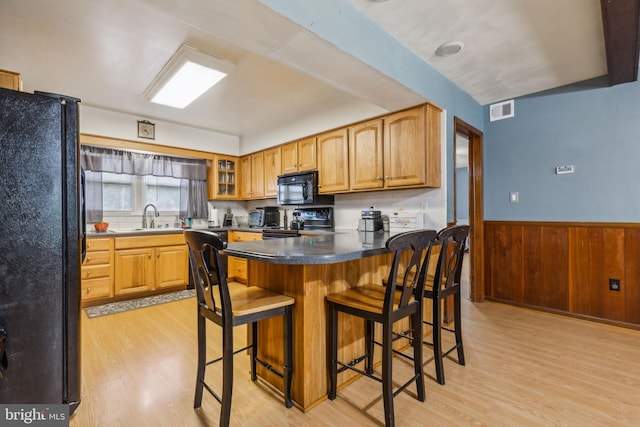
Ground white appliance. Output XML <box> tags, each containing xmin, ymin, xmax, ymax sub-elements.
<box><xmin>208</xmin><ymin>206</ymin><xmax>218</xmax><ymax>227</ymax></box>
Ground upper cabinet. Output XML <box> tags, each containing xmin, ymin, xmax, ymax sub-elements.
<box><xmin>211</xmin><ymin>155</ymin><xmax>238</xmax><ymax>200</ymax></box>
<box><xmin>240</xmin><ymin>152</ymin><xmax>265</xmax><ymax>199</ymax></box>
<box><xmin>231</xmin><ymin>102</ymin><xmax>441</xmax><ymax>200</ymax></box>
<box><xmin>349</xmin><ymin>119</ymin><xmax>384</xmax><ymax>191</ymax></box>
<box><xmin>282</xmin><ymin>137</ymin><xmax>316</xmax><ymax>174</ymax></box>
<box><xmin>263</xmin><ymin>146</ymin><xmax>281</xmax><ymax>197</ymax></box>
<box><xmin>383</xmin><ymin>104</ymin><xmax>441</xmax><ymax>189</ymax></box>
<box><xmin>423</xmin><ymin>103</ymin><xmax>442</xmax><ymax>187</ymax></box>
<box><xmin>383</xmin><ymin>106</ymin><xmax>426</xmax><ymax>188</ymax></box>
<box><xmin>0</xmin><ymin>69</ymin><xmax>22</xmax><ymax>91</ymax></box>
<box><xmin>317</xmin><ymin>128</ymin><xmax>349</xmax><ymax>193</ymax></box>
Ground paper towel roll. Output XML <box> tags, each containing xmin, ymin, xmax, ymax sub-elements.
<box><xmin>209</xmin><ymin>207</ymin><xmax>218</xmax><ymax>225</ymax></box>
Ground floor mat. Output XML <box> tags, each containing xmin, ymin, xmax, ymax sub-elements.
<box><xmin>84</xmin><ymin>289</ymin><xmax>195</xmax><ymax>318</ymax></box>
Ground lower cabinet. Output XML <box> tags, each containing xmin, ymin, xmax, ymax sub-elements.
<box><xmin>114</xmin><ymin>234</ymin><xmax>189</xmax><ymax>296</ymax></box>
<box><xmin>227</xmin><ymin>257</ymin><xmax>248</xmax><ymax>283</ymax></box>
<box><xmin>114</xmin><ymin>248</ymin><xmax>155</xmax><ymax>295</ymax></box>
<box><xmin>82</xmin><ymin>233</ymin><xmax>188</xmax><ymax>306</ymax></box>
<box><xmin>156</xmin><ymin>245</ymin><xmax>189</xmax><ymax>288</ymax></box>
<box><xmin>82</xmin><ymin>237</ymin><xmax>114</xmax><ymax>302</ymax></box>
<box><xmin>227</xmin><ymin>230</ymin><xmax>262</xmax><ymax>283</ymax></box>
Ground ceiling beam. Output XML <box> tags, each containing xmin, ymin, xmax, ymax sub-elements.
<box><xmin>600</xmin><ymin>0</ymin><xmax>640</xmax><ymax>85</ymax></box>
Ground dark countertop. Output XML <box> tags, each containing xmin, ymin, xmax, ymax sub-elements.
<box><xmin>223</xmin><ymin>230</ymin><xmax>393</xmax><ymax>265</ymax></box>
<box><xmin>86</xmin><ymin>226</ymin><xmax>336</xmax><ymax>238</ymax></box>
<box><xmin>86</xmin><ymin>228</ymin><xmax>186</xmax><ymax>237</ymax></box>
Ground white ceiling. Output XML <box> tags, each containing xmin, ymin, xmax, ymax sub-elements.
<box><xmin>0</xmin><ymin>0</ymin><xmax>607</xmax><ymax>141</ymax></box>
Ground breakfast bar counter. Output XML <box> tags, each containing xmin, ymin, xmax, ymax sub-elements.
<box><xmin>224</xmin><ymin>231</ymin><xmax>408</xmax><ymax>411</ymax></box>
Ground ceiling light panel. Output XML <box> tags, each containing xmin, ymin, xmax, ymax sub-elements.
<box><xmin>144</xmin><ymin>45</ymin><xmax>235</xmax><ymax>109</ymax></box>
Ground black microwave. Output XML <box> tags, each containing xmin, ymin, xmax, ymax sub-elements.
<box><xmin>276</xmin><ymin>171</ymin><xmax>334</xmax><ymax>205</ymax></box>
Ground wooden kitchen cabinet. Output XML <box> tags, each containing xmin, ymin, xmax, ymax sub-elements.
<box><xmin>240</xmin><ymin>152</ymin><xmax>265</xmax><ymax>199</ymax></box>
<box><xmin>114</xmin><ymin>247</ymin><xmax>155</xmax><ymax>295</ymax></box>
<box><xmin>349</xmin><ymin>119</ymin><xmax>384</xmax><ymax>191</ymax></box>
<box><xmin>281</xmin><ymin>137</ymin><xmax>316</xmax><ymax>174</ymax></box>
<box><xmin>383</xmin><ymin>106</ymin><xmax>426</xmax><ymax>188</ymax></box>
<box><xmin>212</xmin><ymin>155</ymin><xmax>238</xmax><ymax>199</ymax></box>
<box><xmin>382</xmin><ymin>104</ymin><xmax>441</xmax><ymax>189</ymax></box>
<box><xmin>82</xmin><ymin>237</ymin><xmax>114</xmax><ymax>302</ymax></box>
<box><xmin>227</xmin><ymin>257</ymin><xmax>248</xmax><ymax>284</ymax></box>
<box><xmin>317</xmin><ymin>128</ymin><xmax>349</xmax><ymax>193</ymax></box>
<box><xmin>239</xmin><ymin>155</ymin><xmax>252</xmax><ymax>199</ymax></box>
<box><xmin>264</xmin><ymin>146</ymin><xmax>281</xmax><ymax>197</ymax></box>
<box><xmin>114</xmin><ymin>233</ymin><xmax>188</xmax><ymax>297</ymax></box>
<box><xmin>227</xmin><ymin>230</ymin><xmax>262</xmax><ymax>283</ymax></box>
<box><xmin>0</xmin><ymin>69</ymin><xmax>22</xmax><ymax>91</ymax></box>
<box><xmin>155</xmin><ymin>245</ymin><xmax>189</xmax><ymax>289</ymax></box>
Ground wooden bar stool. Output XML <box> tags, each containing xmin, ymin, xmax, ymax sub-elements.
<box><xmin>184</xmin><ymin>230</ymin><xmax>295</xmax><ymax>427</ymax></box>
<box><xmin>424</xmin><ymin>225</ymin><xmax>470</xmax><ymax>385</ymax></box>
<box><xmin>327</xmin><ymin>229</ymin><xmax>438</xmax><ymax>427</ymax></box>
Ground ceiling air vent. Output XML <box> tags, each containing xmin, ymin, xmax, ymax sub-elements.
<box><xmin>489</xmin><ymin>99</ymin><xmax>514</xmax><ymax>122</ymax></box>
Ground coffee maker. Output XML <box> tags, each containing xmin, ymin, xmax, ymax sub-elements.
<box><xmin>358</xmin><ymin>209</ymin><xmax>383</xmax><ymax>232</ymax></box>
<box><xmin>223</xmin><ymin>207</ymin><xmax>233</xmax><ymax>227</ymax></box>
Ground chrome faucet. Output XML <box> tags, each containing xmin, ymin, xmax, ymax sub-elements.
<box><xmin>142</xmin><ymin>203</ymin><xmax>159</xmax><ymax>229</ymax></box>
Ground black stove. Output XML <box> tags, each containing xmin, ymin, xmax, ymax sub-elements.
<box><xmin>294</xmin><ymin>207</ymin><xmax>334</xmax><ymax>231</ymax></box>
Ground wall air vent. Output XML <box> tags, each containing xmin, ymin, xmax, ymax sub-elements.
<box><xmin>489</xmin><ymin>99</ymin><xmax>515</xmax><ymax>122</ymax></box>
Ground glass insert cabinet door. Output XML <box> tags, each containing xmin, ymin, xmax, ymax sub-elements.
<box><xmin>216</xmin><ymin>156</ymin><xmax>236</xmax><ymax>197</ymax></box>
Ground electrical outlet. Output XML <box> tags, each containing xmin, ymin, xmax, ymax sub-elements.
<box><xmin>609</xmin><ymin>278</ymin><xmax>621</xmax><ymax>291</ymax></box>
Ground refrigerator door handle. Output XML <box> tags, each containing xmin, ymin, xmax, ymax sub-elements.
<box><xmin>81</xmin><ymin>168</ymin><xmax>87</xmax><ymax>262</ymax></box>
<box><xmin>0</xmin><ymin>328</ymin><xmax>7</xmax><ymax>380</ymax></box>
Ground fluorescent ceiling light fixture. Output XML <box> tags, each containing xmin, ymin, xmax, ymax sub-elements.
<box><xmin>144</xmin><ymin>45</ymin><xmax>234</xmax><ymax>109</ymax></box>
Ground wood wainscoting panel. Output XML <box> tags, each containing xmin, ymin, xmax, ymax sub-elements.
<box><xmin>625</xmin><ymin>228</ymin><xmax>640</xmax><ymax>324</ymax></box>
<box><xmin>485</xmin><ymin>221</ymin><xmax>640</xmax><ymax>328</ymax></box>
<box><xmin>536</xmin><ymin>226</ymin><xmax>569</xmax><ymax>311</ymax></box>
<box><xmin>484</xmin><ymin>223</ymin><xmax>523</xmax><ymax>302</ymax></box>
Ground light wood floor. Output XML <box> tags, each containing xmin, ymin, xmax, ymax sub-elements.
<box><xmin>70</xmin><ymin>261</ymin><xmax>640</xmax><ymax>426</ymax></box>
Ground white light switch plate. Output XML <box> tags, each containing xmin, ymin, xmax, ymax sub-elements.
<box><xmin>509</xmin><ymin>192</ymin><xmax>519</xmax><ymax>203</ymax></box>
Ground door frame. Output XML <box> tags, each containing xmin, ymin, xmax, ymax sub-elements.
<box><xmin>454</xmin><ymin>117</ymin><xmax>484</xmax><ymax>302</ymax></box>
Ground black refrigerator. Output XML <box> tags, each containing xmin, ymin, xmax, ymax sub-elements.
<box><xmin>0</xmin><ymin>87</ymin><xmax>83</xmax><ymax>413</ymax></box>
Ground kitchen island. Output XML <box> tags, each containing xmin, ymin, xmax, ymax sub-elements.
<box><xmin>224</xmin><ymin>230</ymin><xmax>423</xmax><ymax>411</ymax></box>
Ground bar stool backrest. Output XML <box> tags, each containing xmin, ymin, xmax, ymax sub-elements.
<box><xmin>432</xmin><ymin>225</ymin><xmax>470</xmax><ymax>296</ymax></box>
<box><xmin>385</xmin><ymin>229</ymin><xmax>438</xmax><ymax>313</ymax></box>
<box><xmin>184</xmin><ymin>230</ymin><xmax>231</xmax><ymax>325</ymax></box>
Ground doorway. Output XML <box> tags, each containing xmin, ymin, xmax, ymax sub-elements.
<box><xmin>454</xmin><ymin>117</ymin><xmax>484</xmax><ymax>303</ymax></box>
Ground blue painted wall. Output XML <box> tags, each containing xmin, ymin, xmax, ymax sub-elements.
<box><xmin>484</xmin><ymin>77</ymin><xmax>640</xmax><ymax>221</ymax></box>
<box><xmin>258</xmin><ymin>0</ymin><xmax>483</xmax><ymax>222</ymax></box>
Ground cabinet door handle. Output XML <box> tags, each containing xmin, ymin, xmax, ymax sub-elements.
<box><xmin>87</xmin><ymin>271</ymin><xmax>91</xmax><ymax>276</ymax></box>
<box><xmin>385</xmin><ymin>176</ymin><xmax>391</xmax><ymax>180</ymax></box>
<box><xmin>157</xmin><ymin>253</ymin><xmax>160</xmax><ymax>258</ymax></box>
<box><xmin>87</xmin><ymin>257</ymin><xmax>92</xmax><ymax>262</ymax></box>
<box><xmin>376</xmin><ymin>176</ymin><xmax>383</xmax><ymax>181</ymax></box>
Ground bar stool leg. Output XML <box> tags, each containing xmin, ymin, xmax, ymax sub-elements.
<box><xmin>412</xmin><ymin>310</ymin><xmax>425</xmax><ymax>401</ymax></box>
<box><xmin>220</xmin><ymin>325</ymin><xmax>234</xmax><ymax>427</ymax></box>
<box><xmin>283</xmin><ymin>306</ymin><xmax>293</xmax><ymax>408</ymax></box>
<box><xmin>365</xmin><ymin>319</ymin><xmax>375</xmax><ymax>375</ymax></box>
<box><xmin>328</xmin><ymin>303</ymin><xmax>338</xmax><ymax>400</ymax></box>
<box><xmin>381</xmin><ymin>320</ymin><xmax>395</xmax><ymax>427</ymax></box>
<box><xmin>432</xmin><ymin>297</ymin><xmax>445</xmax><ymax>385</ymax></box>
<box><xmin>250</xmin><ymin>322</ymin><xmax>258</xmax><ymax>382</ymax></box>
<box><xmin>194</xmin><ymin>315</ymin><xmax>206</xmax><ymax>408</ymax></box>
<box><xmin>454</xmin><ymin>293</ymin><xmax>465</xmax><ymax>365</ymax></box>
